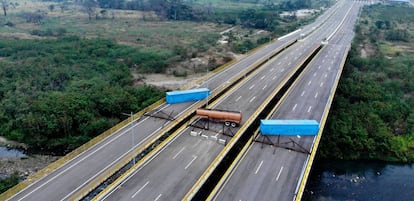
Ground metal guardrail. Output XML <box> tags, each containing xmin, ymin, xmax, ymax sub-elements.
<box><xmin>0</xmin><ymin>99</ymin><xmax>165</xmax><ymax>201</ymax></box>
<box><xmin>294</xmin><ymin>46</ymin><xmax>350</xmax><ymax>201</ymax></box>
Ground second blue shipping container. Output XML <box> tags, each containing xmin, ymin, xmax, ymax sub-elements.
<box><xmin>166</xmin><ymin>88</ymin><xmax>210</xmax><ymax>104</ymax></box>
<box><xmin>260</xmin><ymin>119</ymin><xmax>319</xmax><ymax>136</ymax></box>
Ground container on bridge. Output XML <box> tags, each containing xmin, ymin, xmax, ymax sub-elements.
<box><xmin>260</xmin><ymin>119</ymin><xmax>319</xmax><ymax>136</ymax></box>
<box><xmin>166</xmin><ymin>88</ymin><xmax>210</xmax><ymax>104</ymax></box>
<box><xmin>196</xmin><ymin>108</ymin><xmax>242</xmax><ymax>127</ymax></box>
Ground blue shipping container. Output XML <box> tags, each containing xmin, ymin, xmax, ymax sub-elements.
<box><xmin>260</xmin><ymin>120</ymin><xmax>319</xmax><ymax>136</ymax></box>
<box><xmin>166</xmin><ymin>88</ymin><xmax>210</xmax><ymax>104</ymax></box>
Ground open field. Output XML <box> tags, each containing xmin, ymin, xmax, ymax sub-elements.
<box><xmin>0</xmin><ymin>0</ymin><xmax>274</xmax><ymax>80</ymax></box>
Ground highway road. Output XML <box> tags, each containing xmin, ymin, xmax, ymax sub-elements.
<box><xmin>210</xmin><ymin>1</ymin><xmax>364</xmax><ymax>201</ymax></box>
<box><xmin>95</xmin><ymin>1</ymin><xmax>359</xmax><ymax>200</ymax></box>
<box><xmin>5</xmin><ymin>21</ymin><xmax>301</xmax><ymax>201</ymax></box>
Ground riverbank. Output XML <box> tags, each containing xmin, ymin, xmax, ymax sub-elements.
<box><xmin>0</xmin><ymin>155</ymin><xmax>59</xmax><ymax>179</ymax></box>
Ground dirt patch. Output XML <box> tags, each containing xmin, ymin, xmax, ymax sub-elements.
<box><xmin>137</xmin><ymin>73</ymin><xmax>203</xmax><ymax>90</ymax></box>
<box><xmin>0</xmin><ymin>33</ymin><xmax>43</xmax><ymax>40</ymax></box>
<box><xmin>359</xmin><ymin>41</ymin><xmax>376</xmax><ymax>58</ymax></box>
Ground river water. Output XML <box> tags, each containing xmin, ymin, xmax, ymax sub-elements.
<box><xmin>0</xmin><ymin>146</ymin><xmax>26</xmax><ymax>158</ymax></box>
<box><xmin>303</xmin><ymin>159</ymin><xmax>414</xmax><ymax>201</ymax></box>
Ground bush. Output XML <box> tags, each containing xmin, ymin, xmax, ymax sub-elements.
<box><xmin>0</xmin><ymin>38</ymin><xmax>164</xmax><ymax>154</ymax></box>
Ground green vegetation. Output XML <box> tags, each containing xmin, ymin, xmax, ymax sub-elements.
<box><xmin>0</xmin><ymin>37</ymin><xmax>164</xmax><ymax>153</ymax></box>
<box><xmin>0</xmin><ymin>0</ymin><xmax>324</xmax><ymax>154</ymax></box>
<box><xmin>319</xmin><ymin>5</ymin><xmax>414</xmax><ymax>162</ymax></box>
<box><xmin>0</xmin><ymin>174</ymin><xmax>19</xmax><ymax>194</ymax></box>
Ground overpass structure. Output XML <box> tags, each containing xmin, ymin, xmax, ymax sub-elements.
<box><xmin>0</xmin><ymin>0</ymin><xmax>366</xmax><ymax>201</ymax></box>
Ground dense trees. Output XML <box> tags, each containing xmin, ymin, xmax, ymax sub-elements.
<box><xmin>0</xmin><ymin>37</ymin><xmax>164</xmax><ymax>154</ymax></box>
<box><xmin>70</xmin><ymin>0</ymin><xmax>310</xmax><ymax>32</ymax></box>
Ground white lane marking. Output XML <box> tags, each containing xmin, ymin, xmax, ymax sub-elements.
<box><xmin>249</xmin><ymin>96</ymin><xmax>256</xmax><ymax>103</ymax></box>
<box><xmin>131</xmin><ymin>181</ymin><xmax>150</xmax><ymax>198</ymax></box>
<box><xmin>270</xmin><ymin>68</ymin><xmax>274</xmax><ymax>72</ymax></box>
<box><xmin>262</xmin><ymin>85</ymin><xmax>267</xmax><ymax>90</ymax></box>
<box><xmin>281</xmin><ymin>68</ymin><xmax>285</xmax><ymax>72</ymax></box>
<box><xmin>172</xmin><ymin>147</ymin><xmax>186</xmax><ymax>159</ymax></box>
<box><xmin>235</xmin><ymin>96</ymin><xmax>242</xmax><ymax>102</ymax></box>
<box><xmin>308</xmin><ymin>81</ymin><xmax>312</xmax><ymax>86</ymax></box>
<box><xmin>260</xmin><ymin>75</ymin><xmax>266</xmax><ymax>80</ymax></box>
<box><xmin>322</xmin><ymin>60</ymin><xmax>325</xmax><ymax>63</ymax></box>
<box><xmin>314</xmin><ymin>92</ymin><xmax>318</xmax><ymax>98</ymax></box>
<box><xmin>288</xmin><ymin>62</ymin><xmax>292</xmax><ymax>65</ymax></box>
<box><xmin>185</xmin><ymin>155</ymin><xmax>198</xmax><ymax>170</ymax></box>
<box><xmin>328</xmin><ymin>67</ymin><xmax>331</xmax><ymax>71</ymax></box>
<box><xmin>324</xmin><ymin>74</ymin><xmax>328</xmax><ymax>78</ymax></box>
<box><xmin>320</xmin><ymin>82</ymin><xmax>324</xmax><ymax>87</ymax></box>
<box><xmin>255</xmin><ymin>160</ymin><xmax>264</xmax><ymax>174</ymax></box>
<box><xmin>276</xmin><ymin>166</ymin><xmax>284</xmax><ymax>181</ymax></box>
<box><xmin>249</xmin><ymin>84</ymin><xmax>255</xmax><ymax>90</ymax></box>
<box><xmin>277</xmin><ymin>62</ymin><xmax>281</xmax><ymax>65</ymax></box>
<box><xmin>307</xmin><ymin>106</ymin><xmax>312</xmax><ymax>113</ymax></box>
<box><xmin>292</xmin><ymin>104</ymin><xmax>297</xmax><ymax>111</ymax></box>
<box><xmin>272</xmin><ymin>76</ymin><xmax>277</xmax><ymax>80</ymax></box>
<box><xmin>301</xmin><ymin>91</ymin><xmax>305</xmax><ymax>96</ymax></box>
<box><xmin>294</xmin><ymin>56</ymin><xmax>298</xmax><ymax>60</ymax></box>
<box><xmin>154</xmin><ymin>194</ymin><xmax>162</xmax><ymax>201</ymax></box>
<box><xmin>313</xmin><ymin>72</ymin><xmax>317</xmax><ymax>77</ymax></box>
<box><xmin>318</xmin><ymin>65</ymin><xmax>321</xmax><ymax>69</ymax></box>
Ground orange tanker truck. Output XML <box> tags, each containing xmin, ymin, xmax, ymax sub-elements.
<box><xmin>195</xmin><ymin>108</ymin><xmax>242</xmax><ymax>127</ymax></box>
